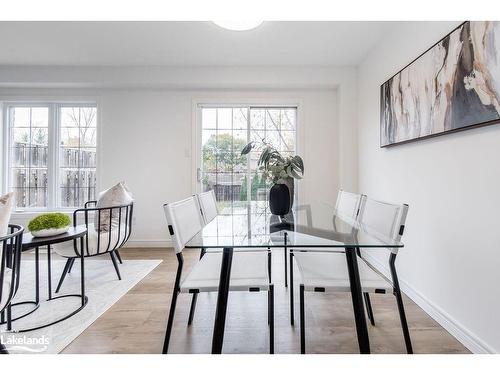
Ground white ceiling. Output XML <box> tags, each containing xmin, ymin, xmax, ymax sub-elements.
<box><xmin>0</xmin><ymin>21</ymin><xmax>395</xmax><ymax>67</ymax></box>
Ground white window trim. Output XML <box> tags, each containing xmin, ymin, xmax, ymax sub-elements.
<box><xmin>1</xmin><ymin>101</ymin><xmax>99</xmax><ymax>213</ymax></box>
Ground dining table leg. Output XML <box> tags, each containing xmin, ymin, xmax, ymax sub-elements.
<box><xmin>211</xmin><ymin>247</ymin><xmax>234</xmax><ymax>354</ymax></box>
<box><xmin>345</xmin><ymin>246</ymin><xmax>370</xmax><ymax>354</ymax></box>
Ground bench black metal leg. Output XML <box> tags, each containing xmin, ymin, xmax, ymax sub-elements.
<box><xmin>55</xmin><ymin>258</ymin><xmax>73</xmax><ymax>293</ymax></box>
<box><xmin>364</xmin><ymin>292</ymin><xmax>375</xmax><ymax>326</ymax></box>
<box><xmin>110</xmin><ymin>251</ymin><xmax>122</xmax><ymax>280</ymax></box>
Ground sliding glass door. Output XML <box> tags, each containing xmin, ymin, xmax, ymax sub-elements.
<box><xmin>198</xmin><ymin>105</ymin><xmax>297</xmax><ymax>213</ymax></box>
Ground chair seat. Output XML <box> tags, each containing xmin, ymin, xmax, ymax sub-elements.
<box><xmin>0</xmin><ymin>268</ymin><xmax>12</xmax><ymax>311</ymax></box>
<box><xmin>180</xmin><ymin>251</ymin><xmax>269</xmax><ymax>293</ymax></box>
<box><xmin>294</xmin><ymin>252</ymin><xmax>393</xmax><ymax>293</ymax></box>
<box><xmin>53</xmin><ymin>224</ymin><xmax>129</xmax><ymax>257</ymax></box>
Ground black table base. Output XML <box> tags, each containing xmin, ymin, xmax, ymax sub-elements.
<box><xmin>1</xmin><ymin>232</ymin><xmax>88</xmax><ymax>333</ymax></box>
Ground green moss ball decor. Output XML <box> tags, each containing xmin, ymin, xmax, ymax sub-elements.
<box><xmin>28</xmin><ymin>213</ymin><xmax>71</xmax><ymax>237</ymax></box>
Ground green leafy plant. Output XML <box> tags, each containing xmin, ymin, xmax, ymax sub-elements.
<box><xmin>241</xmin><ymin>140</ymin><xmax>304</xmax><ymax>184</ymax></box>
<box><xmin>28</xmin><ymin>213</ymin><xmax>71</xmax><ymax>232</ymax></box>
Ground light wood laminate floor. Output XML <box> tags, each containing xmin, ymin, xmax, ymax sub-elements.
<box><xmin>62</xmin><ymin>248</ymin><xmax>470</xmax><ymax>354</ymax></box>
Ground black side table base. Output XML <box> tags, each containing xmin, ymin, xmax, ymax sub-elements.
<box><xmin>0</xmin><ymin>301</ymin><xmax>40</xmax><ymax>325</ymax></box>
<box><xmin>11</xmin><ymin>294</ymin><xmax>88</xmax><ymax>333</ymax></box>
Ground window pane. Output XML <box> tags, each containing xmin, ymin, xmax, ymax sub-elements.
<box><xmin>202</xmin><ymin>108</ymin><xmax>216</xmax><ymax>129</ymax></box>
<box><xmin>58</xmin><ymin>106</ymin><xmax>97</xmax><ymax>208</ymax></box>
<box><xmin>217</xmin><ymin>108</ymin><xmax>232</xmax><ymax>130</ymax></box>
<box><xmin>11</xmin><ymin>107</ymin><xmax>30</xmax><ymax>127</ymax></box>
<box><xmin>60</xmin><ymin>107</ymin><xmax>80</xmax><ymax>127</ymax></box>
<box><xmin>8</xmin><ymin>107</ymin><xmax>49</xmax><ymax>208</ymax></box>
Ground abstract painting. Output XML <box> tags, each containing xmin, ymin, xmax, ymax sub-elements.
<box><xmin>380</xmin><ymin>21</ymin><xmax>500</xmax><ymax>147</ymax></box>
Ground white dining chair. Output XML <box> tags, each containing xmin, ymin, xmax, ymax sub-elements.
<box><xmin>288</xmin><ymin>190</ymin><xmax>365</xmax><ymax>325</ymax></box>
<box><xmin>196</xmin><ymin>190</ymin><xmax>218</xmax><ymax>224</ymax></box>
<box><xmin>293</xmin><ymin>196</ymin><xmax>412</xmax><ymax>354</ymax></box>
<box><xmin>162</xmin><ymin>196</ymin><xmax>274</xmax><ymax>354</ymax></box>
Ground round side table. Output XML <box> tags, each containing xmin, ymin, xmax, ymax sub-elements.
<box><xmin>0</xmin><ymin>225</ymin><xmax>89</xmax><ymax>332</ymax></box>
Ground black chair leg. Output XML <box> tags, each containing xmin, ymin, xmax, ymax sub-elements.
<box><xmin>267</xmin><ymin>249</ymin><xmax>272</xmax><ymax>283</ymax></box>
<box><xmin>284</xmin><ymin>247</ymin><xmax>288</xmax><ymax>287</ymax></box>
<box><xmin>299</xmin><ymin>284</ymin><xmax>305</xmax><ymax>354</ymax></box>
<box><xmin>55</xmin><ymin>258</ymin><xmax>74</xmax><ymax>293</ymax></box>
<box><xmin>364</xmin><ymin>292</ymin><xmax>375</xmax><ymax>326</ymax></box>
<box><xmin>395</xmin><ymin>290</ymin><xmax>413</xmax><ymax>354</ymax></box>
<box><xmin>390</xmin><ymin>253</ymin><xmax>413</xmax><ymax>354</ymax></box>
<box><xmin>163</xmin><ymin>290</ymin><xmax>179</xmax><ymax>354</ymax></box>
<box><xmin>289</xmin><ymin>251</ymin><xmax>294</xmax><ymax>325</ymax></box>
<box><xmin>67</xmin><ymin>258</ymin><xmax>75</xmax><ymax>274</ymax></box>
<box><xmin>115</xmin><ymin>249</ymin><xmax>123</xmax><ymax>264</ymax></box>
<box><xmin>187</xmin><ymin>293</ymin><xmax>198</xmax><ymax>325</ymax></box>
<box><xmin>6</xmin><ymin>304</ymin><xmax>12</xmax><ymax>332</ymax></box>
<box><xmin>269</xmin><ymin>284</ymin><xmax>274</xmax><ymax>354</ymax></box>
<box><xmin>0</xmin><ymin>342</ymin><xmax>8</xmax><ymax>354</ymax></box>
<box><xmin>110</xmin><ymin>251</ymin><xmax>122</xmax><ymax>280</ymax></box>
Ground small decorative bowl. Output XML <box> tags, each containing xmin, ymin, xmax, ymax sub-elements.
<box><xmin>30</xmin><ymin>226</ymin><xmax>70</xmax><ymax>238</ymax></box>
<box><xmin>28</xmin><ymin>213</ymin><xmax>72</xmax><ymax>238</ymax></box>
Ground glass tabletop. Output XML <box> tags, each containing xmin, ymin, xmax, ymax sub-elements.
<box><xmin>185</xmin><ymin>201</ymin><xmax>403</xmax><ymax>250</ymax></box>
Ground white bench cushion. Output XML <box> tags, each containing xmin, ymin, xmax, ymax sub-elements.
<box><xmin>53</xmin><ymin>225</ymin><xmax>129</xmax><ymax>257</ymax></box>
<box><xmin>180</xmin><ymin>251</ymin><xmax>269</xmax><ymax>293</ymax></box>
<box><xmin>294</xmin><ymin>252</ymin><xmax>393</xmax><ymax>293</ymax></box>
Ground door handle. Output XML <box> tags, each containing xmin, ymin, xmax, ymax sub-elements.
<box><xmin>197</xmin><ymin>168</ymin><xmax>202</xmax><ymax>182</ymax></box>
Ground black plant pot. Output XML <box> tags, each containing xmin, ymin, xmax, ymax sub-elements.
<box><xmin>269</xmin><ymin>183</ymin><xmax>291</xmax><ymax>216</ymax></box>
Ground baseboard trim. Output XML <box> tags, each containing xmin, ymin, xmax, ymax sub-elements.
<box><xmin>124</xmin><ymin>239</ymin><xmax>172</xmax><ymax>248</ymax></box>
<box><xmin>363</xmin><ymin>253</ymin><xmax>496</xmax><ymax>354</ymax></box>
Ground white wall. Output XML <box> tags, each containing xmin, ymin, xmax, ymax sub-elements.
<box><xmin>357</xmin><ymin>21</ymin><xmax>500</xmax><ymax>353</ymax></box>
<box><xmin>0</xmin><ymin>66</ymin><xmax>356</xmax><ymax>247</ymax></box>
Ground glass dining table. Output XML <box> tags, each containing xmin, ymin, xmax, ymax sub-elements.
<box><xmin>184</xmin><ymin>201</ymin><xmax>404</xmax><ymax>354</ymax></box>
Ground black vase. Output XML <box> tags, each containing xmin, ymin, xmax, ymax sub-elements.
<box><xmin>269</xmin><ymin>183</ymin><xmax>291</xmax><ymax>216</ymax></box>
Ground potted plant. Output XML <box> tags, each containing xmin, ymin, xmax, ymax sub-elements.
<box><xmin>241</xmin><ymin>140</ymin><xmax>304</xmax><ymax>216</ymax></box>
<box><xmin>28</xmin><ymin>212</ymin><xmax>71</xmax><ymax>237</ymax></box>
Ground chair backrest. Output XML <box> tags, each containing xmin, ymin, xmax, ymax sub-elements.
<box><xmin>334</xmin><ymin>190</ymin><xmax>364</xmax><ymax>221</ymax></box>
<box><xmin>197</xmin><ymin>190</ymin><xmax>218</xmax><ymax>224</ymax></box>
<box><xmin>0</xmin><ymin>224</ymin><xmax>24</xmax><ymax>312</ymax></box>
<box><xmin>358</xmin><ymin>196</ymin><xmax>409</xmax><ymax>249</ymax></box>
<box><xmin>164</xmin><ymin>196</ymin><xmax>205</xmax><ymax>254</ymax></box>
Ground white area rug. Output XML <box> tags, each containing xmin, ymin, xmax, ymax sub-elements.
<box><xmin>0</xmin><ymin>258</ymin><xmax>162</xmax><ymax>354</ymax></box>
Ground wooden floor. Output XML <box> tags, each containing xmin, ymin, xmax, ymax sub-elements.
<box><xmin>62</xmin><ymin>248</ymin><xmax>469</xmax><ymax>354</ymax></box>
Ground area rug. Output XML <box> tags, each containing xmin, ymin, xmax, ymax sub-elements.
<box><xmin>0</xmin><ymin>258</ymin><xmax>162</xmax><ymax>354</ymax></box>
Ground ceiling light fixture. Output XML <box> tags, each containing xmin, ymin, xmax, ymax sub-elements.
<box><xmin>212</xmin><ymin>20</ymin><xmax>263</xmax><ymax>31</ymax></box>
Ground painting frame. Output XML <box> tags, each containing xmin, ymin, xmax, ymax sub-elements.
<box><xmin>380</xmin><ymin>21</ymin><xmax>500</xmax><ymax>148</ymax></box>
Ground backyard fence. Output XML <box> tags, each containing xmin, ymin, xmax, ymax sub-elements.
<box><xmin>11</xmin><ymin>142</ymin><xmax>96</xmax><ymax>208</ymax></box>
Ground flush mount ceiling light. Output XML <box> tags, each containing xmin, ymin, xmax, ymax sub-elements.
<box><xmin>212</xmin><ymin>20</ymin><xmax>263</xmax><ymax>31</ymax></box>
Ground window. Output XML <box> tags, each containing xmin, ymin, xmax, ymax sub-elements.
<box><xmin>199</xmin><ymin>105</ymin><xmax>297</xmax><ymax>213</ymax></box>
<box><xmin>3</xmin><ymin>103</ymin><xmax>98</xmax><ymax>210</ymax></box>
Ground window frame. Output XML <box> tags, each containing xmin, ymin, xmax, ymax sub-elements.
<box><xmin>2</xmin><ymin>101</ymin><xmax>99</xmax><ymax>212</ymax></box>
<box><xmin>193</xmin><ymin>101</ymin><xmax>303</xmax><ymax>205</ymax></box>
